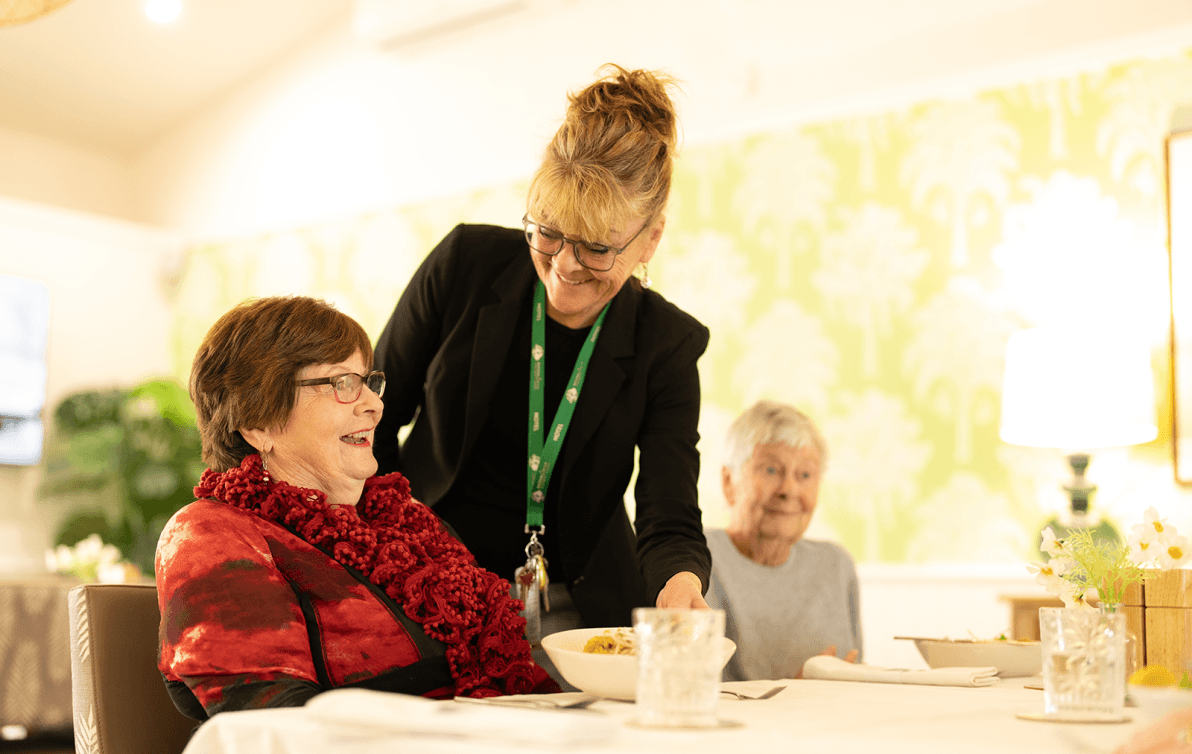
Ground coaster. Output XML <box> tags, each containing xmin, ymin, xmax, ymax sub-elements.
<box><xmin>625</xmin><ymin>718</ymin><xmax>745</xmax><ymax>730</ymax></box>
<box><xmin>1015</xmin><ymin>711</ymin><xmax>1131</xmax><ymax>724</ymax></box>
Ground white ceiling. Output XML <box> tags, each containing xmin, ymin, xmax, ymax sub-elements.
<box><xmin>0</xmin><ymin>0</ymin><xmax>353</xmax><ymax>153</ymax></box>
<box><xmin>3</xmin><ymin>0</ymin><xmax>1192</xmax><ymax>161</ymax></box>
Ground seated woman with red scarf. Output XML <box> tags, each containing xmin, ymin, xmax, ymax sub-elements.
<box><xmin>156</xmin><ymin>295</ymin><xmax>558</xmax><ymax>720</ymax></box>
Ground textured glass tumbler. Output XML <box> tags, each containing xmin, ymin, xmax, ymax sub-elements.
<box><xmin>632</xmin><ymin>608</ymin><xmax>726</xmax><ymax>728</ymax></box>
<box><xmin>1039</xmin><ymin>606</ymin><xmax>1127</xmax><ymax>720</ymax></box>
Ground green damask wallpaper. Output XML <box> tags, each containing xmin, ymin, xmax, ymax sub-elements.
<box><xmin>169</xmin><ymin>50</ymin><xmax>1192</xmax><ymax>564</ymax></box>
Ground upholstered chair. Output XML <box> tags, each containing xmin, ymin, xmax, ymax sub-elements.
<box><xmin>68</xmin><ymin>583</ymin><xmax>196</xmax><ymax>754</ymax></box>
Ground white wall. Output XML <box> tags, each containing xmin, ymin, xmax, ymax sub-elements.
<box><xmin>0</xmin><ymin>127</ymin><xmax>136</xmax><ymax>221</ymax></box>
<box><xmin>0</xmin><ymin>196</ymin><xmax>179</xmax><ymax>572</ymax></box>
<box><xmin>859</xmin><ymin>563</ymin><xmax>1041</xmax><ymax>669</ymax></box>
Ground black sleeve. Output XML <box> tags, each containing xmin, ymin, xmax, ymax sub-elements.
<box><xmin>632</xmin><ymin>313</ymin><xmax>712</xmax><ymax>600</ymax></box>
<box><xmin>166</xmin><ymin>677</ymin><xmax>321</xmax><ymax>719</ymax></box>
<box><xmin>373</xmin><ymin>226</ymin><xmax>466</xmax><ymax>475</ymax></box>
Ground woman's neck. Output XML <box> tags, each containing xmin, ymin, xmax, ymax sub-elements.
<box><xmin>545</xmin><ymin>302</ymin><xmax>598</xmax><ymax>329</ymax></box>
<box><xmin>727</xmin><ymin>529</ymin><xmax>794</xmax><ymax>567</ymax></box>
<box><xmin>269</xmin><ymin>463</ymin><xmax>361</xmax><ymax>508</ymax></box>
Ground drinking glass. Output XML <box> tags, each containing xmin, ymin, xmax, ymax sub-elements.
<box><xmin>1039</xmin><ymin>606</ymin><xmax>1127</xmax><ymax>720</ymax></box>
<box><xmin>632</xmin><ymin>608</ymin><xmax>726</xmax><ymax>728</ymax></box>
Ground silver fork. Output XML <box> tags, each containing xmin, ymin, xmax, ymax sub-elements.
<box><xmin>720</xmin><ymin>685</ymin><xmax>786</xmax><ymax>700</ymax></box>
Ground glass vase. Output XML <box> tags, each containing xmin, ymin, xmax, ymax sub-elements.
<box><xmin>1039</xmin><ymin>606</ymin><xmax>1127</xmax><ymax>720</ymax></box>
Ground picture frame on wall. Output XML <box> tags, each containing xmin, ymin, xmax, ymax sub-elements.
<box><xmin>0</xmin><ymin>275</ymin><xmax>50</xmax><ymax>466</ymax></box>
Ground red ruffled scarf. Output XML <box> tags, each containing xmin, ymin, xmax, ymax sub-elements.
<box><xmin>193</xmin><ymin>454</ymin><xmax>535</xmax><ymax>697</ymax></box>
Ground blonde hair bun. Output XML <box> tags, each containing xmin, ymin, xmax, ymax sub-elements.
<box><xmin>528</xmin><ymin>64</ymin><xmax>681</xmax><ymax>241</ymax></box>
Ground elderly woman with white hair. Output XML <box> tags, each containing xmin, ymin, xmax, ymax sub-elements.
<box><xmin>705</xmin><ymin>400</ymin><xmax>862</xmax><ymax>682</ymax></box>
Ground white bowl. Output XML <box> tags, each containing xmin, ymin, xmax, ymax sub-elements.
<box><xmin>1128</xmin><ymin>684</ymin><xmax>1192</xmax><ymax>718</ymax></box>
<box><xmin>897</xmin><ymin>636</ymin><xmax>1042</xmax><ymax>678</ymax></box>
<box><xmin>541</xmin><ymin>627</ymin><xmax>737</xmax><ymax>700</ymax></box>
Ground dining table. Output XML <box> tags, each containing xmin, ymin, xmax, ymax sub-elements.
<box><xmin>178</xmin><ymin>676</ymin><xmax>1165</xmax><ymax>754</ymax></box>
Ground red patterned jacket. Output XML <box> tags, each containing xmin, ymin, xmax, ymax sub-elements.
<box><xmin>156</xmin><ymin>499</ymin><xmax>557</xmax><ymax>719</ymax></box>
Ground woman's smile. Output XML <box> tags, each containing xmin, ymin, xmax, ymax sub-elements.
<box><xmin>340</xmin><ymin>428</ymin><xmax>374</xmax><ymax>446</ymax></box>
<box><xmin>552</xmin><ymin>267</ymin><xmax>589</xmax><ymax>286</ymax></box>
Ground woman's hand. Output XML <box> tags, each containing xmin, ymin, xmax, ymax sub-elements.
<box><xmin>796</xmin><ymin>645</ymin><xmax>859</xmax><ymax>679</ymax></box>
<box><xmin>655</xmin><ymin>571</ymin><xmax>708</xmax><ymax>609</ymax></box>
<box><xmin>1114</xmin><ymin>709</ymin><xmax>1192</xmax><ymax>754</ymax></box>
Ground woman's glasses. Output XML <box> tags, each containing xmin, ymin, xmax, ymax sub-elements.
<box><xmin>522</xmin><ymin>214</ymin><xmax>649</xmax><ymax>272</ymax></box>
<box><xmin>296</xmin><ymin>371</ymin><xmax>386</xmax><ymax>404</ymax></box>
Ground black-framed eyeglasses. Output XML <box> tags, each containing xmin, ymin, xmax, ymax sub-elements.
<box><xmin>296</xmin><ymin>371</ymin><xmax>386</xmax><ymax>404</ymax></box>
<box><xmin>522</xmin><ymin>214</ymin><xmax>650</xmax><ymax>272</ymax></box>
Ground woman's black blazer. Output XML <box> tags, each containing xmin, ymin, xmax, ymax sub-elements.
<box><xmin>373</xmin><ymin>224</ymin><xmax>711</xmax><ymax>627</ymax></box>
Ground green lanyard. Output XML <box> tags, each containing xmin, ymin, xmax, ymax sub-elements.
<box><xmin>525</xmin><ymin>280</ymin><xmax>610</xmax><ymax>530</ymax></box>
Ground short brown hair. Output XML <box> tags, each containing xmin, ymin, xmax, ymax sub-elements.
<box><xmin>527</xmin><ymin>63</ymin><xmax>680</xmax><ymax>241</ymax></box>
<box><xmin>190</xmin><ymin>296</ymin><xmax>374</xmax><ymax>471</ymax></box>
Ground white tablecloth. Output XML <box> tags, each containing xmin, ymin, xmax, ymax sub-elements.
<box><xmin>180</xmin><ymin>678</ymin><xmax>1160</xmax><ymax>754</ymax></box>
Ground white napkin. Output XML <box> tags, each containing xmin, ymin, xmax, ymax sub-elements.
<box><xmin>306</xmin><ymin>689</ymin><xmax>613</xmax><ymax>746</ymax></box>
<box><xmin>802</xmin><ymin>655</ymin><xmax>1000</xmax><ymax>687</ymax></box>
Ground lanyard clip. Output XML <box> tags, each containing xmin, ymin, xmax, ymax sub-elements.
<box><xmin>524</xmin><ymin>526</ymin><xmax>545</xmax><ymax>558</ymax></box>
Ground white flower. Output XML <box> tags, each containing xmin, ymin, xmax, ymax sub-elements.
<box><xmin>565</xmin><ymin>387</ymin><xmax>579</xmax><ymax>404</ymax></box>
<box><xmin>1060</xmin><ymin>584</ymin><xmax>1098</xmax><ymax>610</ymax></box>
<box><xmin>1157</xmin><ymin>534</ymin><xmax>1192</xmax><ymax>570</ymax></box>
<box><xmin>1128</xmin><ymin>523</ymin><xmax>1162</xmax><ymax>565</ymax></box>
<box><xmin>1040</xmin><ymin>527</ymin><xmax>1068</xmax><ymax>558</ymax></box>
<box><xmin>45</xmin><ymin>535</ymin><xmax>132</xmax><ymax>583</ymax></box>
<box><xmin>1143</xmin><ymin>507</ymin><xmax>1171</xmax><ymax>537</ymax></box>
<box><xmin>532</xmin><ymin>345</ymin><xmax>544</xmax><ymax>361</ymax></box>
<box><xmin>1027</xmin><ymin>560</ymin><xmax>1069</xmax><ymax>596</ymax></box>
<box><xmin>528</xmin><ymin>454</ymin><xmax>540</xmax><ymax>472</ymax></box>
<box><xmin>97</xmin><ymin>562</ymin><xmax>129</xmax><ymax>584</ymax></box>
<box><xmin>51</xmin><ymin>544</ymin><xmax>74</xmax><ymax>572</ymax></box>
<box><xmin>99</xmin><ymin>544</ymin><xmax>121</xmax><ymax>568</ymax></box>
<box><xmin>74</xmin><ymin>534</ymin><xmax>104</xmax><ymax>563</ymax></box>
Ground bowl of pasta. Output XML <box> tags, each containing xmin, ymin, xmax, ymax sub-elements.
<box><xmin>541</xmin><ymin>626</ymin><xmax>736</xmax><ymax>700</ymax></box>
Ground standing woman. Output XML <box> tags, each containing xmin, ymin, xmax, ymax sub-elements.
<box><xmin>373</xmin><ymin>64</ymin><xmax>711</xmax><ymax>661</ymax></box>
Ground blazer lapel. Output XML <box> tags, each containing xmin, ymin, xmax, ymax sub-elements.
<box><xmin>461</xmin><ymin>259</ymin><xmax>536</xmax><ymax>464</ymax></box>
<box><xmin>558</xmin><ymin>285</ymin><xmax>638</xmax><ymax>477</ymax></box>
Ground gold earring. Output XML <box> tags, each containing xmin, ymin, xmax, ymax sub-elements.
<box><xmin>261</xmin><ymin>451</ymin><xmax>270</xmax><ymax>477</ymax></box>
<box><xmin>640</xmin><ymin>263</ymin><xmax>652</xmax><ymax>290</ymax></box>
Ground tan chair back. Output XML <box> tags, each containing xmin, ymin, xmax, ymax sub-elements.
<box><xmin>68</xmin><ymin>583</ymin><xmax>196</xmax><ymax>754</ymax></box>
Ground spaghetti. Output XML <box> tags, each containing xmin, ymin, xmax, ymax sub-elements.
<box><xmin>582</xmin><ymin>627</ymin><xmax>636</xmax><ymax>655</ymax></box>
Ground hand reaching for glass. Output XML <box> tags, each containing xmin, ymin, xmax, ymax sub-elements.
<box><xmin>655</xmin><ymin>571</ymin><xmax>709</xmax><ymax>610</ymax></box>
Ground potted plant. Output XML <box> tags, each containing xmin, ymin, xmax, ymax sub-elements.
<box><xmin>39</xmin><ymin>378</ymin><xmax>205</xmax><ymax>576</ymax></box>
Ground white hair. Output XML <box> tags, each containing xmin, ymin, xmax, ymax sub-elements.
<box><xmin>722</xmin><ymin>400</ymin><xmax>827</xmax><ymax>472</ymax></box>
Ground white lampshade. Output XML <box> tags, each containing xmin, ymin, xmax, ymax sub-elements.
<box><xmin>999</xmin><ymin>326</ymin><xmax>1158</xmax><ymax>450</ymax></box>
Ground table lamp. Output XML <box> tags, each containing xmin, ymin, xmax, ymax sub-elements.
<box><xmin>999</xmin><ymin>326</ymin><xmax>1158</xmax><ymax>551</ymax></box>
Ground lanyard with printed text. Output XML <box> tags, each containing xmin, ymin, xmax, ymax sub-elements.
<box><xmin>515</xmin><ymin>280</ymin><xmax>609</xmax><ymax>641</ymax></box>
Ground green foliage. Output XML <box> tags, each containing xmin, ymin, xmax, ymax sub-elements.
<box><xmin>1038</xmin><ymin>515</ymin><xmax>1122</xmax><ymax>561</ymax></box>
<box><xmin>40</xmin><ymin>378</ymin><xmax>203</xmax><ymax>574</ymax></box>
<box><xmin>54</xmin><ymin>510</ymin><xmax>116</xmax><ymax>552</ymax></box>
<box><xmin>1062</xmin><ymin>528</ymin><xmax>1150</xmax><ymax>606</ymax></box>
